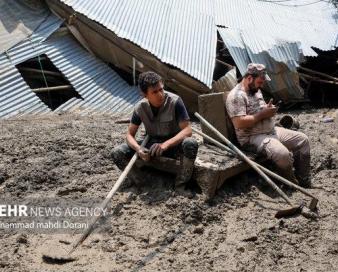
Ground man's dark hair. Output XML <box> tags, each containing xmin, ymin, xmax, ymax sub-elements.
<box><xmin>138</xmin><ymin>71</ymin><xmax>162</xmax><ymax>93</ymax></box>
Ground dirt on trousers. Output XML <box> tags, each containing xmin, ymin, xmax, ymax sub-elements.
<box><xmin>0</xmin><ymin>108</ymin><xmax>337</xmax><ymax>272</ymax></box>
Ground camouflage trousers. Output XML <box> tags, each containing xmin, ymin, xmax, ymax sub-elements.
<box><xmin>243</xmin><ymin>127</ymin><xmax>311</xmax><ymax>185</ymax></box>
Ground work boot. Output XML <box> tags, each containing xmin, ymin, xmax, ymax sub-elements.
<box><xmin>175</xmin><ymin>156</ymin><xmax>195</xmax><ymax>188</ymax></box>
<box><xmin>297</xmin><ymin>175</ymin><xmax>312</xmax><ymax>188</ymax></box>
<box><xmin>294</xmin><ymin>154</ymin><xmax>311</xmax><ymax>188</ymax></box>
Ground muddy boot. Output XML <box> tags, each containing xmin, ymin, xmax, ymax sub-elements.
<box><xmin>298</xmin><ymin>176</ymin><xmax>311</xmax><ymax>188</ymax></box>
<box><xmin>111</xmin><ymin>144</ymin><xmax>133</xmax><ymax>170</ymax></box>
<box><xmin>294</xmin><ymin>154</ymin><xmax>311</xmax><ymax>188</ymax></box>
<box><xmin>175</xmin><ymin>156</ymin><xmax>194</xmax><ymax>193</ymax></box>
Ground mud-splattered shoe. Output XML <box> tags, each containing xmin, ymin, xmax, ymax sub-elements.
<box><xmin>298</xmin><ymin>176</ymin><xmax>312</xmax><ymax>188</ymax></box>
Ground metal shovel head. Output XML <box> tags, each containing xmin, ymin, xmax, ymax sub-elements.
<box><xmin>301</xmin><ymin>206</ymin><xmax>318</xmax><ymax>219</ymax></box>
<box><xmin>42</xmin><ymin>244</ymin><xmax>77</xmax><ymax>264</ymax></box>
<box><xmin>309</xmin><ymin>198</ymin><xmax>318</xmax><ymax>211</ymax></box>
<box><xmin>275</xmin><ymin>205</ymin><xmax>303</xmax><ymax>219</ymax></box>
<box><xmin>42</xmin><ymin>253</ymin><xmax>77</xmax><ymax>264</ymax></box>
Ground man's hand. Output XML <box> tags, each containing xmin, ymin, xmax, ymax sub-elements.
<box><xmin>260</xmin><ymin>98</ymin><xmax>277</xmax><ymax>119</ymax></box>
<box><xmin>137</xmin><ymin>147</ymin><xmax>150</xmax><ymax>161</ymax></box>
<box><xmin>149</xmin><ymin>143</ymin><xmax>168</xmax><ymax>157</ymax></box>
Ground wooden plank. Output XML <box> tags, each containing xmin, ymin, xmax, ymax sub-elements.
<box><xmin>135</xmin><ymin>156</ymin><xmax>180</xmax><ymax>174</ymax></box>
<box><xmin>133</xmin><ymin>144</ymin><xmax>261</xmax><ymax>199</ymax></box>
<box><xmin>198</xmin><ymin>92</ymin><xmax>237</xmax><ymax>145</ymax></box>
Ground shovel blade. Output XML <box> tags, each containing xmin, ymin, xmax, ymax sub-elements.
<box><xmin>275</xmin><ymin>205</ymin><xmax>302</xmax><ymax>219</ymax></box>
<box><xmin>309</xmin><ymin>198</ymin><xmax>318</xmax><ymax>211</ymax></box>
<box><xmin>42</xmin><ymin>254</ymin><xmax>77</xmax><ymax>264</ymax></box>
<box><xmin>42</xmin><ymin>243</ymin><xmax>77</xmax><ymax>264</ymax></box>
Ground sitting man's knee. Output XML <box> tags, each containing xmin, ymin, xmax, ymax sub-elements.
<box><xmin>182</xmin><ymin>137</ymin><xmax>198</xmax><ymax>159</ymax></box>
<box><xmin>111</xmin><ymin>144</ymin><xmax>132</xmax><ymax>169</ymax></box>
<box><xmin>300</xmin><ymin>133</ymin><xmax>310</xmax><ymax>151</ymax></box>
<box><xmin>111</xmin><ymin>145</ymin><xmax>124</xmax><ymax>160</ymax></box>
<box><xmin>274</xmin><ymin>149</ymin><xmax>293</xmax><ymax>169</ymax></box>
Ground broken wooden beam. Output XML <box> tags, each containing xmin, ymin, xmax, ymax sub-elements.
<box><xmin>135</xmin><ymin>156</ymin><xmax>180</xmax><ymax>174</ymax></box>
<box><xmin>298</xmin><ymin>66</ymin><xmax>338</xmax><ymax>82</ymax></box>
<box><xmin>299</xmin><ymin>74</ymin><xmax>309</xmax><ymax>84</ymax></box>
<box><xmin>134</xmin><ymin>144</ymin><xmax>255</xmax><ymax>199</ymax></box>
<box><xmin>32</xmin><ymin>85</ymin><xmax>73</xmax><ymax>93</ymax></box>
<box><xmin>216</xmin><ymin>59</ymin><xmax>234</xmax><ymax>69</ymax></box>
<box><xmin>299</xmin><ymin>73</ymin><xmax>338</xmax><ymax>86</ymax></box>
<box><xmin>18</xmin><ymin>67</ymin><xmax>63</xmax><ymax>77</ymax></box>
<box><xmin>115</xmin><ymin>118</ymin><xmax>130</xmax><ymax>124</ymax></box>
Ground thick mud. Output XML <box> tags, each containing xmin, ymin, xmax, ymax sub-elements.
<box><xmin>0</xmin><ymin>108</ymin><xmax>337</xmax><ymax>272</ymax></box>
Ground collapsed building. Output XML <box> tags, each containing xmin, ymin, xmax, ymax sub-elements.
<box><xmin>0</xmin><ymin>0</ymin><xmax>337</xmax><ymax>119</ymax></box>
<box><xmin>0</xmin><ymin>1</ymin><xmax>139</xmax><ymax>118</ymax></box>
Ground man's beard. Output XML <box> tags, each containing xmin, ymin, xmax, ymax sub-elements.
<box><xmin>248</xmin><ymin>82</ymin><xmax>259</xmax><ymax>95</ymax></box>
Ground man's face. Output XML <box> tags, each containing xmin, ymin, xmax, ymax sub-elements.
<box><xmin>248</xmin><ymin>75</ymin><xmax>266</xmax><ymax>95</ymax></box>
<box><xmin>144</xmin><ymin>82</ymin><xmax>165</xmax><ymax>107</ymax></box>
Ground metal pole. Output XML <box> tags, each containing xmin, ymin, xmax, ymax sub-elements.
<box><xmin>194</xmin><ymin>112</ymin><xmax>294</xmax><ymax>206</ymax></box>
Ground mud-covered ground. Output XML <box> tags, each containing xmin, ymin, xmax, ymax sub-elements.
<box><xmin>0</xmin><ymin>108</ymin><xmax>337</xmax><ymax>272</ymax></box>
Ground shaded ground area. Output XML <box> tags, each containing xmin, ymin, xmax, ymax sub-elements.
<box><xmin>0</xmin><ymin>108</ymin><xmax>337</xmax><ymax>272</ymax></box>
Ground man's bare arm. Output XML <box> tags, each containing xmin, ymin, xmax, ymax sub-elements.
<box><xmin>126</xmin><ymin>124</ymin><xmax>150</xmax><ymax>161</ymax></box>
<box><xmin>232</xmin><ymin>106</ymin><xmax>277</xmax><ymax>129</ymax></box>
<box><xmin>148</xmin><ymin>121</ymin><xmax>192</xmax><ymax>156</ymax></box>
<box><xmin>126</xmin><ymin>123</ymin><xmax>141</xmax><ymax>151</ymax></box>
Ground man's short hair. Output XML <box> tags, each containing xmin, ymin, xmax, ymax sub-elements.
<box><xmin>244</xmin><ymin>63</ymin><xmax>271</xmax><ymax>81</ymax></box>
<box><xmin>138</xmin><ymin>71</ymin><xmax>163</xmax><ymax>93</ymax></box>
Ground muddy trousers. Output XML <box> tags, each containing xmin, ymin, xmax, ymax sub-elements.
<box><xmin>111</xmin><ymin>137</ymin><xmax>198</xmax><ymax>185</ymax></box>
<box><xmin>245</xmin><ymin>127</ymin><xmax>311</xmax><ymax>186</ymax></box>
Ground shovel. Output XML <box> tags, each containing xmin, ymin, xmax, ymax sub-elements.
<box><xmin>194</xmin><ymin>112</ymin><xmax>317</xmax><ymax>219</ymax></box>
<box><xmin>42</xmin><ymin>135</ymin><xmax>150</xmax><ymax>263</ymax></box>
<box><xmin>191</xmin><ymin>127</ymin><xmax>318</xmax><ymax>211</ymax></box>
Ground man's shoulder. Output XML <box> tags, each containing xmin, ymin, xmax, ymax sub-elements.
<box><xmin>134</xmin><ymin>97</ymin><xmax>148</xmax><ymax>109</ymax></box>
<box><xmin>165</xmin><ymin>91</ymin><xmax>180</xmax><ymax>102</ymax></box>
<box><xmin>227</xmin><ymin>84</ymin><xmax>247</xmax><ymax>102</ymax></box>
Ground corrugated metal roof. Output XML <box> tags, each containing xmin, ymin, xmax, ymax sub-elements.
<box><xmin>45</xmin><ymin>34</ymin><xmax>140</xmax><ymax>114</ymax></box>
<box><xmin>0</xmin><ymin>0</ymin><xmax>50</xmax><ymax>54</ymax></box>
<box><xmin>216</xmin><ymin>0</ymin><xmax>337</xmax><ymax>100</ymax></box>
<box><xmin>0</xmin><ymin>13</ymin><xmax>63</xmax><ymax>71</ymax></box>
<box><xmin>218</xmin><ymin>28</ymin><xmax>304</xmax><ymax>100</ymax></box>
<box><xmin>57</xmin><ymin>0</ymin><xmax>337</xmax><ymax>90</ymax></box>
<box><xmin>219</xmin><ymin>28</ymin><xmax>301</xmax><ymax>72</ymax></box>
<box><xmin>58</xmin><ymin>0</ymin><xmax>217</xmax><ymax>88</ymax></box>
<box><xmin>0</xmin><ymin>15</ymin><xmax>140</xmax><ymax>118</ymax></box>
<box><xmin>0</xmin><ymin>13</ymin><xmax>62</xmax><ymax>119</ymax></box>
<box><xmin>215</xmin><ymin>0</ymin><xmax>337</xmax><ymax>57</ymax></box>
<box><xmin>0</xmin><ymin>61</ymin><xmax>51</xmax><ymax>118</ymax></box>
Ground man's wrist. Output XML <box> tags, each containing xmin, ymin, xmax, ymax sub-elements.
<box><xmin>161</xmin><ymin>141</ymin><xmax>170</xmax><ymax>151</ymax></box>
<box><xmin>253</xmin><ymin>112</ymin><xmax>261</xmax><ymax>123</ymax></box>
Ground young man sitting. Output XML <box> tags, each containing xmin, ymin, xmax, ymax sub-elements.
<box><xmin>111</xmin><ymin>71</ymin><xmax>198</xmax><ymax>192</ymax></box>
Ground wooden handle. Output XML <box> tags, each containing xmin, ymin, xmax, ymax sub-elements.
<box><xmin>69</xmin><ymin>135</ymin><xmax>150</xmax><ymax>254</ymax></box>
<box><xmin>192</xmin><ymin>127</ymin><xmax>318</xmax><ymax>202</ymax></box>
<box><xmin>194</xmin><ymin>112</ymin><xmax>293</xmax><ymax>206</ymax></box>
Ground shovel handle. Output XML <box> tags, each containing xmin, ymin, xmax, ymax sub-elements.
<box><xmin>192</xmin><ymin>127</ymin><xmax>318</xmax><ymax>209</ymax></box>
<box><xmin>194</xmin><ymin>112</ymin><xmax>294</xmax><ymax>206</ymax></box>
<box><xmin>69</xmin><ymin>135</ymin><xmax>150</xmax><ymax>254</ymax></box>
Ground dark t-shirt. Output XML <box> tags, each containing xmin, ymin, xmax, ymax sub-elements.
<box><xmin>131</xmin><ymin>97</ymin><xmax>189</xmax><ymax>126</ymax></box>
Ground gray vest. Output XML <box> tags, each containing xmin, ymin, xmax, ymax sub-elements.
<box><xmin>135</xmin><ymin>92</ymin><xmax>181</xmax><ymax>137</ymax></box>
